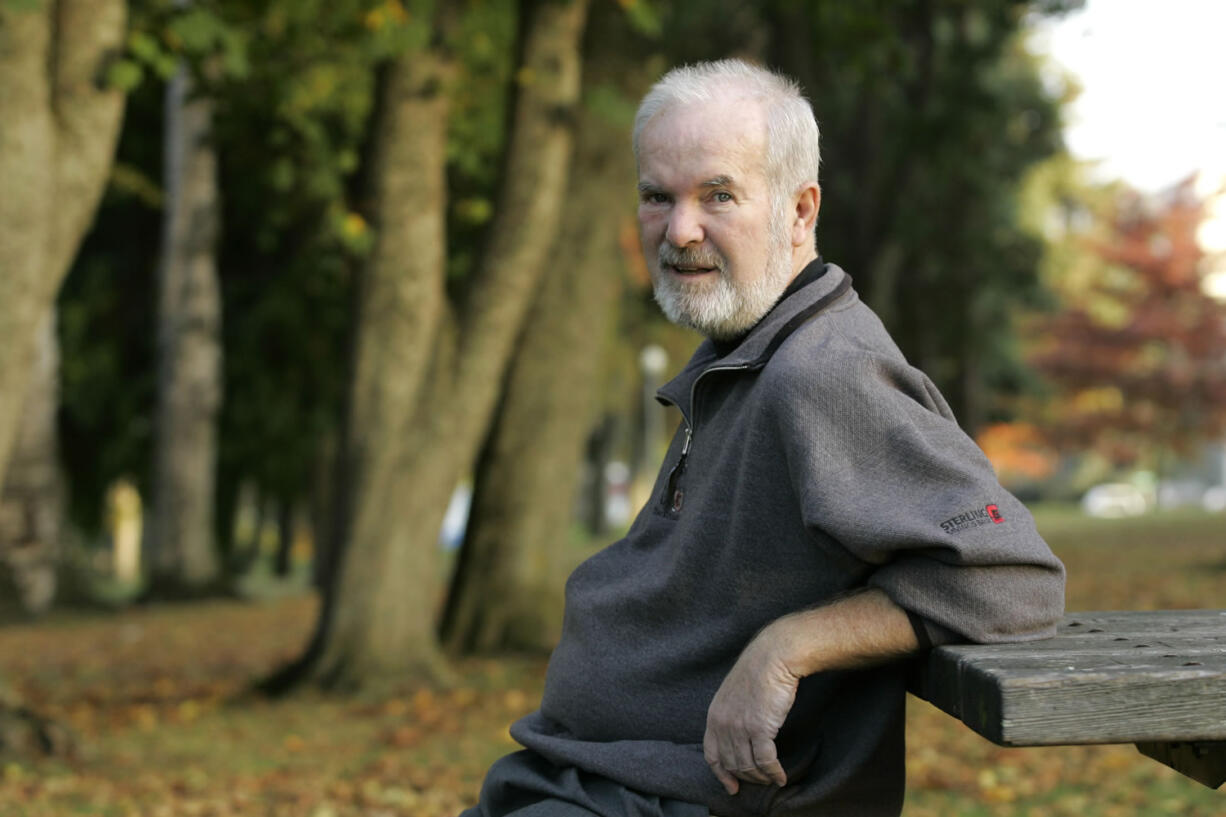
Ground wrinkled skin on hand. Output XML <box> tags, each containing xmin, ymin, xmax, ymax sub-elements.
<box><xmin>701</xmin><ymin>589</ymin><xmax>923</xmax><ymax>796</ymax></box>
<box><xmin>702</xmin><ymin>626</ymin><xmax>800</xmax><ymax>795</ymax></box>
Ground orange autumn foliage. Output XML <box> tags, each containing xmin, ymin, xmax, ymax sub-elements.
<box><xmin>975</xmin><ymin>422</ymin><xmax>1058</xmax><ymax>485</ymax></box>
<box><xmin>1027</xmin><ymin>178</ymin><xmax>1226</xmax><ymax>464</ymax></box>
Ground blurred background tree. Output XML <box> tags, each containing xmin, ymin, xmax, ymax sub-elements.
<box><xmin>0</xmin><ymin>0</ymin><xmax>129</xmax><ymax>755</ymax></box>
<box><xmin>767</xmin><ymin>0</ymin><xmax>1079</xmax><ymax>431</ymax></box>
<box><xmin>438</xmin><ymin>0</ymin><xmax>654</xmax><ymax>656</ymax></box>
<box><xmin>0</xmin><ymin>0</ymin><xmax>128</xmax><ymax>612</ymax></box>
<box><xmin>1026</xmin><ymin>178</ymin><xmax>1226</xmax><ymax>474</ymax></box>
<box><xmin>148</xmin><ymin>0</ymin><xmax>226</xmax><ymax>596</ymax></box>
<box><xmin>266</xmin><ymin>0</ymin><xmax>591</xmax><ymax>691</ymax></box>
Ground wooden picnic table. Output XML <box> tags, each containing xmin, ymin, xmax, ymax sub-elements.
<box><xmin>916</xmin><ymin>610</ymin><xmax>1226</xmax><ymax>788</ymax></box>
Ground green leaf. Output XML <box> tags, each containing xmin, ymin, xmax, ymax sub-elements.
<box><xmin>128</xmin><ymin>30</ymin><xmax>162</xmax><ymax>62</ymax></box>
<box><xmin>222</xmin><ymin>41</ymin><xmax>250</xmax><ymax>79</ymax></box>
<box><xmin>169</xmin><ymin>7</ymin><xmax>225</xmax><ymax>55</ymax></box>
<box><xmin>337</xmin><ymin>150</ymin><xmax>359</xmax><ymax>174</ymax></box>
<box><xmin>153</xmin><ymin>54</ymin><xmax>180</xmax><ymax>81</ymax></box>
<box><xmin>105</xmin><ymin>59</ymin><xmax>145</xmax><ymax>93</ymax></box>
<box><xmin>268</xmin><ymin>157</ymin><xmax>295</xmax><ymax>192</ymax></box>
<box><xmin>454</xmin><ymin>197</ymin><xmax>493</xmax><ymax>225</ymax></box>
<box><xmin>621</xmin><ymin>0</ymin><xmax>662</xmax><ymax>38</ymax></box>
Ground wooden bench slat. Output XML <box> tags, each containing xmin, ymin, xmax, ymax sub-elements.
<box><xmin>918</xmin><ymin>610</ymin><xmax>1226</xmax><ymax>746</ymax></box>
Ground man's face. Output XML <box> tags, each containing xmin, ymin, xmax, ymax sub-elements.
<box><xmin>637</xmin><ymin>99</ymin><xmax>795</xmax><ymax>341</ymax></box>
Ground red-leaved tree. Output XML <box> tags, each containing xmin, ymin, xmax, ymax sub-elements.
<box><xmin>1028</xmin><ymin>179</ymin><xmax>1226</xmax><ymax>468</ymax></box>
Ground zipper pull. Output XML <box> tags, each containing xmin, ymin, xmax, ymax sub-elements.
<box><xmin>660</xmin><ymin>425</ymin><xmax>692</xmax><ymax>514</ymax></box>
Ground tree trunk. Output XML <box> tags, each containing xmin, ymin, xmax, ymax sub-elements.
<box><xmin>0</xmin><ymin>313</ymin><xmax>63</xmax><ymax>618</ymax></box>
<box><xmin>310</xmin><ymin>434</ymin><xmax>338</xmax><ymax>591</ymax></box>
<box><xmin>274</xmin><ymin>500</ymin><xmax>293</xmax><ymax>578</ymax></box>
<box><xmin>0</xmin><ymin>318</ymin><xmax>71</xmax><ymax>756</ymax></box>
<box><xmin>439</xmin><ymin>14</ymin><xmax>642</xmax><ymax>653</ymax></box>
<box><xmin>0</xmin><ymin>0</ymin><xmax>127</xmax><ymax>484</ymax></box>
<box><xmin>268</xmin><ymin>0</ymin><xmax>588</xmax><ymax>693</ymax></box>
<box><xmin>0</xmin><ymin>4</ymin><xmax>124</xmax><ymax>745</ymax></box>
<box><xmin>281</xmin><ymin>43</ymin><xmax>457</xmax><ymax>691</ymax></box>
<box><xmin>149</xmin><ymin>50</ymin><xmax>224</xmax><ymax>594</ymax></box>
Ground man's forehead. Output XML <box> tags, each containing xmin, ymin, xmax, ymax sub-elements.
<box><xmin>641</xmin><ymin>97</ymin><xmax>766</xmax><ymax>150</ymax></box>
<box><xmin>638</xmin><ymin>98</ymin><xmax>768</xmax><ymax>185</ymax></box>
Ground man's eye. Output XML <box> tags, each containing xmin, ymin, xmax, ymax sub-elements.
<box><xmin>713</xmin><ymin>191</ymin><xmax>733</xmax><ymax>203</ymax></box>
<box><xmin>643</xmin><ymin>192</ymin><xmax>668</xmax><ymax>204</ymax></box>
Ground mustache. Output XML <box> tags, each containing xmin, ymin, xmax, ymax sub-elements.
<box><xmin>658</xmin><ymin>243</ymin><xmax>725</xmax><ymax>271</ymax></box>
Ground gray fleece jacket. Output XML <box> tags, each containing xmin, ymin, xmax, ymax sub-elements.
<box><xmin>512</xmin><ymin>261</ymin><xmax>1065</xmax><ymax>817</ymax></box>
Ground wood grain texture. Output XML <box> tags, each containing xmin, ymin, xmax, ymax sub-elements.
<box><xmin>917</xmin><ymin>611</ymin><xmax>1226</xmax><ymax>746</ymax></box>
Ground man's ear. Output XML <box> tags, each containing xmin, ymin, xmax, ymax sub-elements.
<box><xmin>791</xmin><ymin>183</ymin><xmax>821</xmax><ymax>248</ymax></box>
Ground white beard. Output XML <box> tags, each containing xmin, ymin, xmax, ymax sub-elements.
<box><xmin>651</xmin><ymin>221</ymin><xmax>794</xmax><ymax>341</ymax></box>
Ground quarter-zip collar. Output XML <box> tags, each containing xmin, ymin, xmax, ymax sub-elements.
<box><xmin>656</xmin><ymin>261</ymin><xmax>852</xmax><ymax>425</ymax></box>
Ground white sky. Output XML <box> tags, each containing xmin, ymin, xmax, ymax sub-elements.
<box><xmin>1030</xmin><ymin>0</ymin><xmax>1226</xmax><ymax>194</ymax></box>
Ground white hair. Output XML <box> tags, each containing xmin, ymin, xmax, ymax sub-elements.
<box><xmin>632</xmin><ymin>59</ymin><xmax>821</xmax><ymax>211</ymax></box>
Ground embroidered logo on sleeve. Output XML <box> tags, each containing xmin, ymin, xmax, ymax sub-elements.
<box><xmin>941</xmin><ymin>504</ymin><xmax>1005</xmax><ymax>534</ymax></box>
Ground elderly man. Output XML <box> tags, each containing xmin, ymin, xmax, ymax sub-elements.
<box><xmin>462</xmin><ymin>59</ymin><xmax>1065</xmax><ymax>817</ymax></box>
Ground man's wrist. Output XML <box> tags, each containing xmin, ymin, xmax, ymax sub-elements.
<box><xmin>759</xmin><ymin>612</ymin><xmax>825</xmax><ymax>678</ymax></box>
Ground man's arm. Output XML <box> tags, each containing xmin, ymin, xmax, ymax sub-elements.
<box><xmin>703</xmin><ymin>345</ymin><xmax>1063</xmax><ymax>794</ymax></box>
<box><xmin>703</xmin><ymin>588</ymin><xmax>919</xmax><ymax>794</ymax></box>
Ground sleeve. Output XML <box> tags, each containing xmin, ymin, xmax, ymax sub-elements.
<box><xmin>904</xmin><ymin>608</ymin><xmax>963</xmax><ymax>649</ymax></box>
<box><xmin>771</xmin><ymin>348</ymin><xmax>1066</xmax><ymax>644</ymax></box>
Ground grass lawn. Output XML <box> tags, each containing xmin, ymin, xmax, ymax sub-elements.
<box><xmin>1</xmin><ymin>506</ymin><xmax>1224</xmax><ymax>816</ymax></box>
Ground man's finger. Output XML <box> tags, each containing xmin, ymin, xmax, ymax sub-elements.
<box><xmin>704</xmin><ymin>731</ymin><xmax>740</xmax><ymax>795</ymax></box>
<box><xmin>726</xmin><ymin>731</ymin><xmax>760</xmax><ymax>785</ymax></box>
<box><xmin>731</xmin><ymin>765</ymin><xmax>775</xmax><ymax>786</ymax></box>
<box><xmin>751</xmin><ymin>737</ymin><xmax>788</xmax><ymax>787</ymax></box>
<box><xmin>707</xmin><ymin>757</ymin><xmax>740</xmax><ymax>795</ymax></box>
<box><xmin>730</xmin><ymin>735</ymin><xmax>775</xmax><ymax>786</ymax></box>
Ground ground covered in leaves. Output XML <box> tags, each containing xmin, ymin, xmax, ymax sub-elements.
<box><xmin>1</xmin><ymin>507</ymin><xmax>1224</xmax><ymax>816</ymax></box>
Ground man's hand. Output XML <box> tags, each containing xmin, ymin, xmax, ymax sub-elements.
<box><xmin>703</xmin><ymin>624</ymin><xmax>799</xmax><ymax>795</ymax></box>
<box><xmin>703</xmin><ymin>589</ymin><xmax>923</xmax><ymax>796</ymax></box>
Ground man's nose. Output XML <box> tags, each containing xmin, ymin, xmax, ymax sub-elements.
<box><xmin>665</xmin><ymin>202</ymin><xmax>704</xmax><ymax>247</ymax></box>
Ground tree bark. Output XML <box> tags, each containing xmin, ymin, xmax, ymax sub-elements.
<box><xmin>310</xmin><ymin>434</ymin><xmax>338</xmax><ymax>591</ymax></box>
<box><xmin>149</xmin><ymin>50</ymin><xmax>224</xmax><ymax>594</ymax></box>
<box><xmin>282</xmin><ymin>43</ymin><xmax>456</xmax><ymax>690</ymax></box>
<box><xmin>274</xmin><ymin>500</ymin><xmax>293</xmax><ymax>577</ymax></box>
<box><xmin>439</xmin><ymin>12</ymin><xmax>643</xmax><ymax>653</ymax></box>
<box><xmin>269</xmin><ymin>0</ymin><xmax>588</xmax><ymax>692</ymax></box>
<box><xmin>0</xmin><ymin>0</ymin><xmax>127</xmax><ymax>484</ymax></box>
<box><xmin>0</xmin><ymin>0</ymin><xmax>121</xmax><ymax>751</ymax></box>
<box><xmin>0</xmin><ymin>314</ymin><xmax>63</xmax><ymax>618</ymax></box>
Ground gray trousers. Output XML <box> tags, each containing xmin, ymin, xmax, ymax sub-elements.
<box><xmin>461</xmin><ymin>750</ymin><xmax>708</xmax><ymax>817</ymax></box>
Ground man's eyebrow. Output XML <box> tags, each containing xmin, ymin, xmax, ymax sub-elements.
<box><xmin>700</xmin><ymin>175</ymin><xmax>737</xmax><ymax>189</ymax></box>
<box><xmin>637</xmin><ymin>176</ymin><xmax>738</xmax><ymax>194</ymax></box>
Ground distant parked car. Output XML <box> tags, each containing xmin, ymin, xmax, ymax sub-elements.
<box><xmin>1081</xmin><ymin>483</ymin><xmax>1148</xmax><ymax>518</ymax></box>
<box><xmin>1203</xmin><ymin>486</ymin><xmax>1226</xmax><ymax>513</ymax></box>
<box><xmin>1156</xmin><ymin>479</ymin><xmax>1210</xmax><ymax>510</ymax></box>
